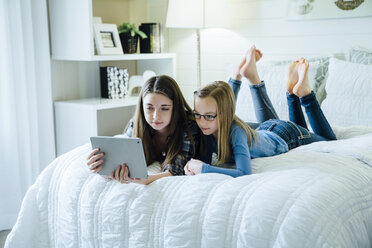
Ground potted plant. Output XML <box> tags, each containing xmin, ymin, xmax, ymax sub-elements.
<box><xmin>118</xmin><ymin>23</ymin><xmax>147</xmax><ymax>54</ymax></box>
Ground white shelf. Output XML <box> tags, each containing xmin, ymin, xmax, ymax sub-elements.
<box><xmin>54</xmin><ymin>97</ymin><xmax>139</xmax><ymax>109</ymax></box>
<box><xmin>54</xmin><ymin>97</ymin><xmax>138</xmax><ymax>156</ymax></box>
<box><xmin>52</xmin><ymin>53</ymin><xmax>176</xmax><ymax>62</ymax></box>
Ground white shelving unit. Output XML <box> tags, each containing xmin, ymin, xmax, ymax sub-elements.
<box><xmin>53</xmin><ymin>53</ymin><xmax>176</xmax><ymax>62</ymax></box>
<box><xmin>54</xmin><ymin>97</ymin><xmax>138</xmax><ymax>156</ymax></box>
<box><xmin>48</xmin><ymin>0</ymin><xmax>176</xmax><ymax>76</ymax></box>
<box><xmin>49</xmin><ymin>0</ymin><xmax>176</xmax><ymax>155</ymax></box>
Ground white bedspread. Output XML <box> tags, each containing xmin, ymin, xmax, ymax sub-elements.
<box><xmin>5</xmin><ymin>130</ymin><xmax>372</xmax><ymax>248</ymax></box>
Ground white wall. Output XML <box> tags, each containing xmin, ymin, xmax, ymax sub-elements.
<box><xmin>51</xmin><ymin>0</ymin><xmax>372</xmax><ymax>103</ymax></box>
<box><xmin>162</xmin><ymin>0</ymin><xmax>372</xmax><ymax>103</ymax></box>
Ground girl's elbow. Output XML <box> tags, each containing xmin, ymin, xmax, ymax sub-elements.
<box><xmin>237</xmin><ymin>169</ymin><xmax>251</xmax><ymax>177</ymax></box>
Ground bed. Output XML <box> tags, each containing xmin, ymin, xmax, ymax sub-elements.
<box><xmin>5</xmin><ymin>48</ymin><xmax>372</xmax><ymax>248</ymax></box>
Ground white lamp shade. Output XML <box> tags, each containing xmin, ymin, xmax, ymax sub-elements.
<box><xmin>166</xmin><ymin>0</ymin><xmax>230</xmax><ymax>29</ymax></box>
<box><xmin>166</xmin><ymin>0</ymin><xmax>204</xmax><ymax>28</ymax></box>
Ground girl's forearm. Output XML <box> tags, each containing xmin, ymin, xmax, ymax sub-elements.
<box><xmin>201</xmin><ymin>163</ymin><xmax>250</xmax><ymax>177</ymax></box>
<box><xmin>147</xmin><ymin>171</ymin><xmax>172</xmax><ymax>184</ymax></box>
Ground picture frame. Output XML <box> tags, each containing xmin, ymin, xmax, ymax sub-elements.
<box><xmin>93</xmin><ymin>16</ymin><xmax>102</xmax><ymax>24</ymax></box>
<box><xmin>287</xmin><ymin>0</ymin><xmax>372</xmax><ymax>21</ymax></box>
<box><xmin>94</xmin><ymin>23</ymin><xmax>123</xmax><ymax>55</ymax></box>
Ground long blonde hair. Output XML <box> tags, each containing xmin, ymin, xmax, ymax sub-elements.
<box><xmin>194</xmin><ymin>81</ymin><xmax>256</xmax><ymax>165</ymax></box>
<box><xmin>132</xmin><ymin>75</ymin><xmax>194</xmax><ymax>170</ymax></box>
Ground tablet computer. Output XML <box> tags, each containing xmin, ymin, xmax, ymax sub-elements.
<box><xmin>90</xmin><ymin>136</ymin><xmax>148</xmax><ymax>179</ymax></box>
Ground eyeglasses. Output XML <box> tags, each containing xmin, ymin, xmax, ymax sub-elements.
<box><xmin>193</xmin><ymin>113</ymin><xmax>217</xmax><ymax>121</ymax></box>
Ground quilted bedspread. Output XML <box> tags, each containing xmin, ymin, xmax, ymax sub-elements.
<box><xmin>5</xmin><ymin>129</ymin><xmax>372</xmax><ymax>248</ymax></box>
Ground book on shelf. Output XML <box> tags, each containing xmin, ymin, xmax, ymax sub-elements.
<box><xmin>100</xmin><ymin>67</ymin><xmax>129</xmax><ymax>99</ymax></box>
<box><xmin>139</xmin><ymin>23</ymin><xmax>162</xmax><ymax>53</ymax></box>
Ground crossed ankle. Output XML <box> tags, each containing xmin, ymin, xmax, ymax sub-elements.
<box><xmin>298</xmin><ymin>90</ymin><xmax>315</xmax><ymax>100</ymax></box>
<box><xmin>247</xmin><ymin>75</ymin><xmax>261</xmax><ymax>84</ymax></box>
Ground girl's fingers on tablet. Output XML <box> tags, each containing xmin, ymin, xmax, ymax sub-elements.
<box><xmin>87</xmin><ymin>148</ymin><xmax>99</xmax><ymax>160</ymax></box>
<box><xmin>86</xmin><ymin>150</ymin><xmax>95</xmax><ymax>160</ymax></box>
<box><xmin>87</xmin><ymin>152</ymin><xmax>103</xmax><ymax>165</ymax></box>
<box><xmin>93</xmin><ymin>166</ymin><xmax>102</xmax><ymax>173</ymax></box>
<box><xmin>120</xmin><ymin>164</ymin><xmax>126</xmax><ymax>181</ymax></box>
<box><xmin>87</xmin><ymin>157</ymin><xmax>94</xmax><ymax>165</ymax></box>
<box><xmin>115</xmin><ymin>165</ymin><xmax>121</xmax><ymax>180</ymax></box>
<box><xmin>90</xmin><ymin>159</ymin><xmax>103</xmax><ymax>170</ymax></box>
<box><xmin>92</xmin><ymin>153</ymin><xmax>104</xmax><ymax>162</ymax></box>
<box><xmin>124</xmin><ymin>165</ymin><xmax>129</xmax><ymax>181</ymax></box>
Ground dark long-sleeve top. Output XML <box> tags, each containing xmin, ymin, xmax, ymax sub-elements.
<box><xmin>124</xmin><ymin>119</ymin><xmax>200</xmax><ymax>176</ymax></box>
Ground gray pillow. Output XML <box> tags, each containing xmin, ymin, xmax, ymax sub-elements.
<box><xmin>350</xmin><ymin>47</ymin><xmax>372</xmax><ymax>65</ymax></box>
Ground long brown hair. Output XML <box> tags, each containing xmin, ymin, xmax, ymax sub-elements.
<box><xmin>194</xmin><ymin>81</ymin><xmax>256</xmax><ymax>165</ymax></box>
<box><xmin>132</xmin><ymin>75</ymin><xmax>193</xmax><ymax>170</ymax></box>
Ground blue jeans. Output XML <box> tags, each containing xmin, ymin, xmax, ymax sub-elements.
<box><xmin>229</xmin><ymin>79</ymin><xmax>336</xmax><ymax>150</ymax></box>
<box><xmin>230</xmin><ymin>79</ymin><xmax>278</xmax><ymax>129</ymax></box>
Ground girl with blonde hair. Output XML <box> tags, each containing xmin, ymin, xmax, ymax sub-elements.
<box><xmin>185</xmin><ymin>80</ymin><xmax>287</xmax><ymax>177</ymax></box>
<box><xmin>185</xmin><ymin>46</ymin><xmax>336</xmax><ymax>177</ymax></box>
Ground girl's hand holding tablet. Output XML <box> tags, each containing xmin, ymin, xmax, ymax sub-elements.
<box><xmin>110</xmin><ymin>164</ymin><xmax>145</xmax><ymax>184</ymax></box>
<box><xmin>110</xmin><ymin>164</ymin><xmax>167</xmax><ymax>185</ymax></box>
<box><xmin>87</xmin><ymin>148</ymin><xmax>104</xmax><ymax>173</ymax></box>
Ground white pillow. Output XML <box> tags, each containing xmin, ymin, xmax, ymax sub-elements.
<box><xmin>321</xmin><ymin>57</ymin><xmax>372</xmax><ymax>127</ymax></box>
<box><xmin>235</xmin><ymin>61</ymin><xmax>319</xmax><ymax>123</ymax></box>
<box><xmin>332</xmin><ymin>125</ymin><xmax>372</xmax><ymax>140</ymax></box>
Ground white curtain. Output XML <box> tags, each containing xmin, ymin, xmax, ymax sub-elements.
<box><xmin>0</xmin><ymin>0</ymin><xmax>55</xmax><ymax>230</ymax></box>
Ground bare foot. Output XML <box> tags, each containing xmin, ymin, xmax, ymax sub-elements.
<box><xmin>233</xmin><ymin>57</ymin><xmax>246</xmax><ymax>81</ymax></box>
<box><xmin>293</xmin><ymin>58</ymin><xmax>311</xmax><ymax>97</ymax></box>
<box><xmin>240</xmin><ymin>46</ymin><xmax>263</xmax><ymax>84</ymax></box>
<box><xmin>286</xmin><ymin>61</ymin><xmax>299</xmax><ymax>94</ymax></box>
<box><xmin>255</xmin><ymin>49</ymin><xmax>263</xmax><ymax>62</ymax></box>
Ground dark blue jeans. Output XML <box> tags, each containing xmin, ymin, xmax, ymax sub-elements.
<box><xmin>229</xmin><ymin>79</ymin><xmax>336</xmax><ymax>150</ymax></box>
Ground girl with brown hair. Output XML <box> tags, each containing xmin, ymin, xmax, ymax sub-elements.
<box><xmin>87</xmin><ymin>75</ymin><xmax>200</xmax><ymax>184</ymax></box>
